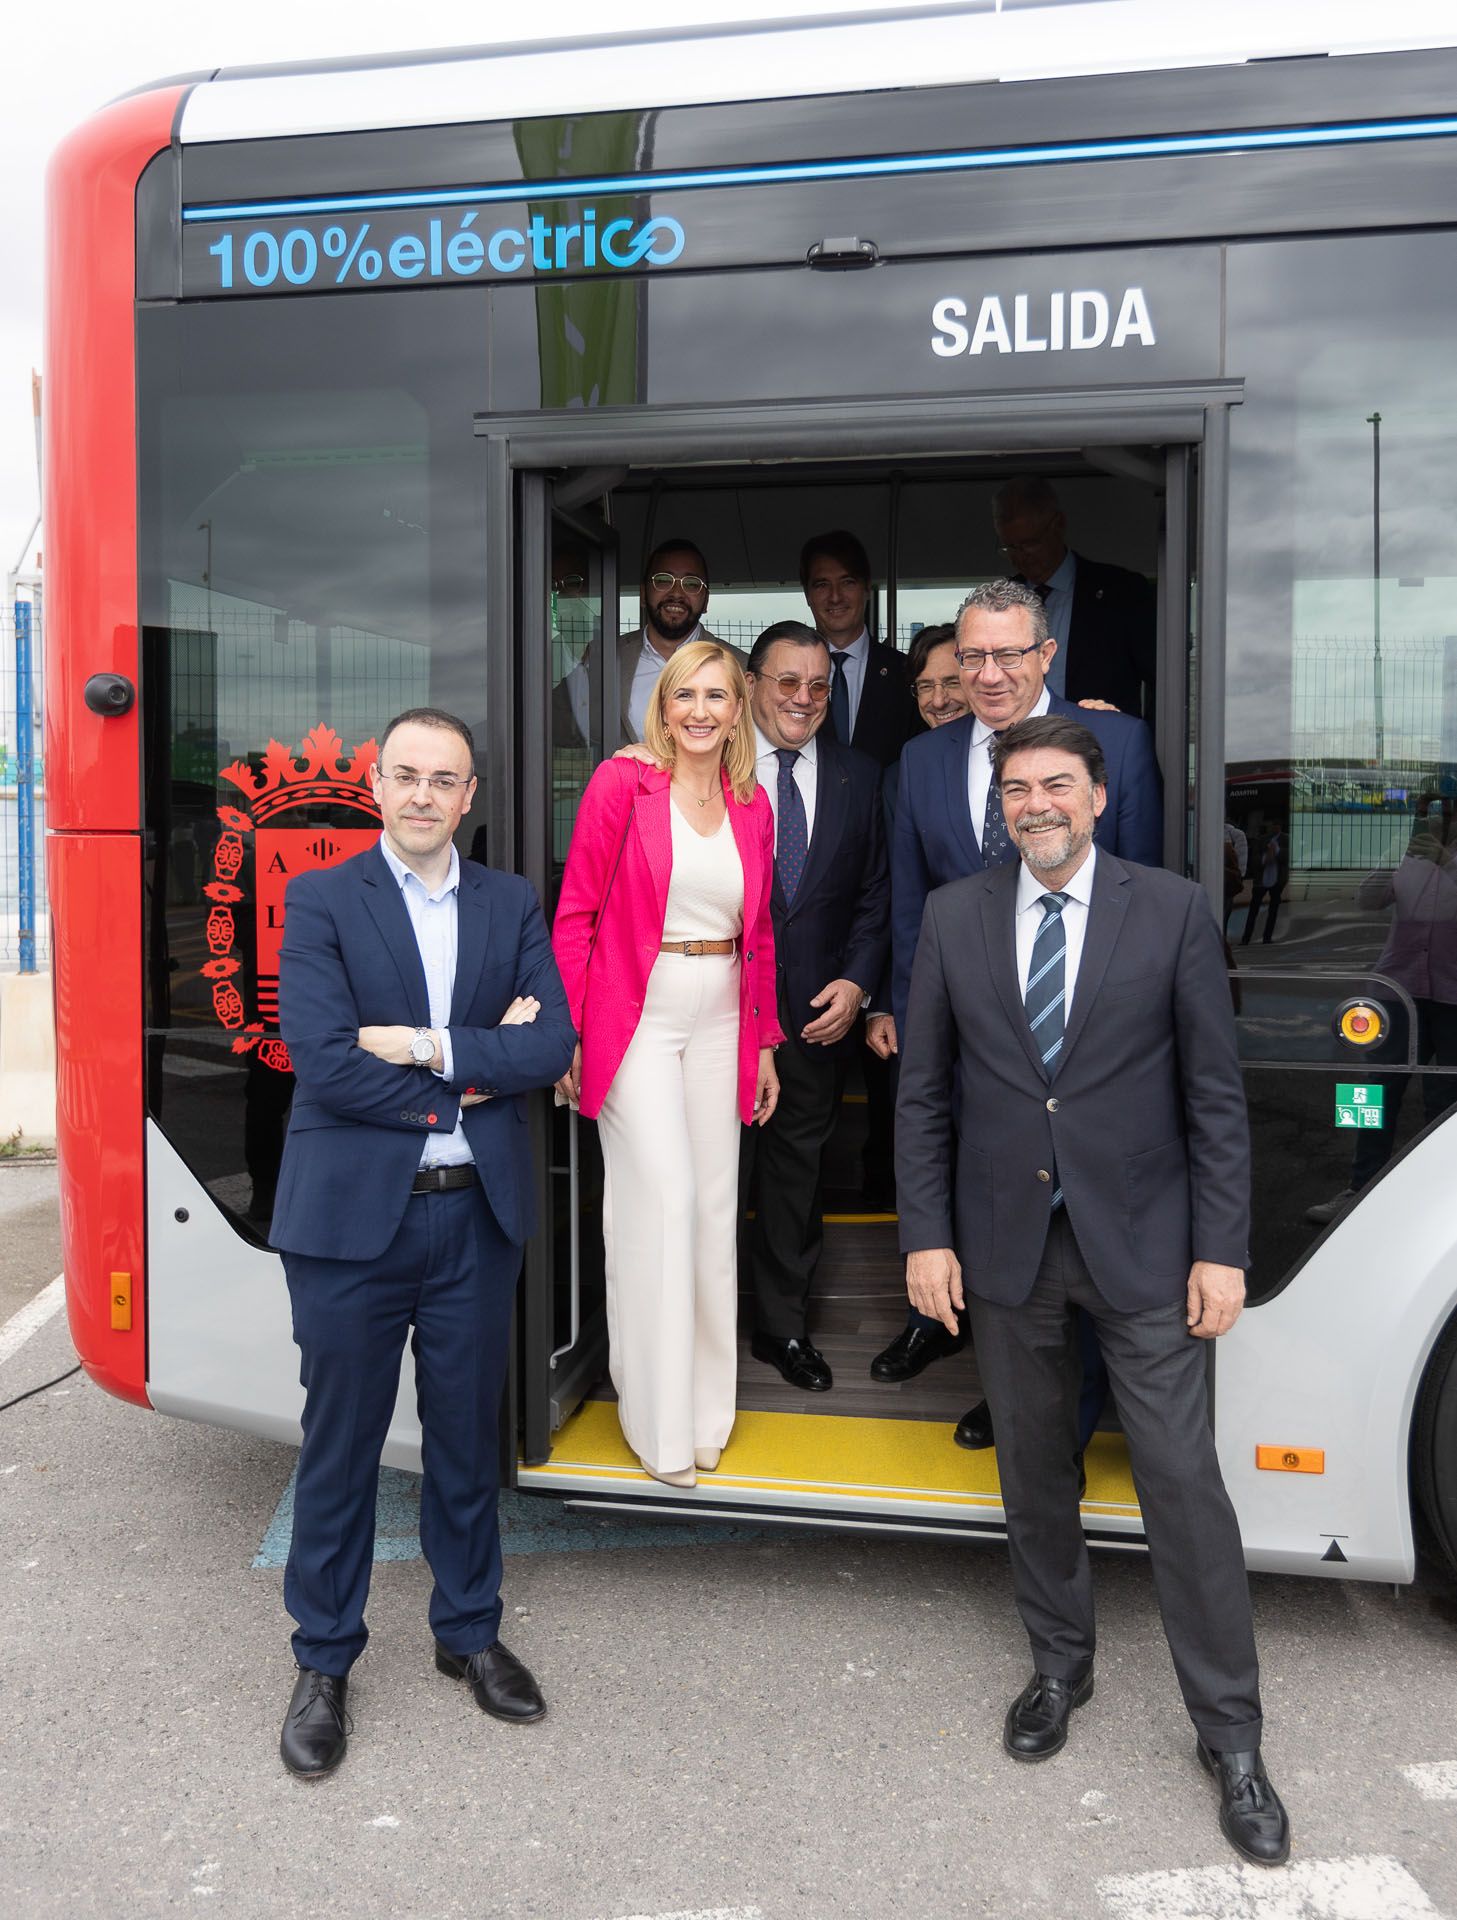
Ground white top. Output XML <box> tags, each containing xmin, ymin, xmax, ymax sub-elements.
<box><xmin>754</xmin><ymin>723</ymin><xmax>819</xmax><ymax>845</ymax></box>
<box><xmin>1015</xmin><ymin>845</ymin><xmax>1097</xmax><ymax>1017</ymax></box>
<box><xmin>377</xmin><ymin>835</ymin><xmax>472</xmax><ymax>1169</ymax></box>
<box><xmin>662</xmin><ymin>806</ymin><xmax>745</xmax><ymax>944</ymax></box>
<box><xmin>968</xmin><ymin>686</ymin><xmax>1052</xmax><ymax>848</ymax></box>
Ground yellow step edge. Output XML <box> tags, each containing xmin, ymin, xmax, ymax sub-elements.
<box><xmin>518</xmin><ymin>1399</ymin><xmax>1140</xmax><ymax>1514</ymax></box>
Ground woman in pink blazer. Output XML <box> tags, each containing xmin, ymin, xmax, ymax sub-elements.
<box><xmin>553</xmin><ymin>640</ymin><xmax>783</xmax><ymax>1487</ymax></box>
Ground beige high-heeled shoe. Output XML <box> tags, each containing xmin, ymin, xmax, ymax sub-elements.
<box><xmin>694</xmin><ymin>1448</ymin><xmax>722</xmax><ymax>1472</ymax></box>
<box><xmin>638</xmin><ymin>1457</ymin><xmax>696</xmax><ymax>1488</ymax></box>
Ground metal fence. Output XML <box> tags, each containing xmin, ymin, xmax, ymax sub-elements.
<box><xmin>0</xmin><ymin>597</ymin><xmax>47</xmax><ymax>971</ymax></box>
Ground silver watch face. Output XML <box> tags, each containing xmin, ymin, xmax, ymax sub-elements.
<box><xmin>411</xmin><ymin>1033</ymin><xmax>434</xmax><ymax>1064</ymax></box>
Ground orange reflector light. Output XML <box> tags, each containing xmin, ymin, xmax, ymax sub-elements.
<box><xmin>110</xmin><ymin>1271</ymin><xmax>133</xmax><ymax>1332</ymax></box>
<box><xmin>1256</xmin><ymin>1445</ymin><xmax>1324</xmax><ymax>1474</ymax></box>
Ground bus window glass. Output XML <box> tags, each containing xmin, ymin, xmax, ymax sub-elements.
<box><xmin>138</xmin><ymin>292</ymin><xmax>490</xmax><ymax>1238</ymax></box>
<box><xmin>1226</xmin><ymin>233</ymin><xmax>1457</xmax><ymax>1293</ymax></box>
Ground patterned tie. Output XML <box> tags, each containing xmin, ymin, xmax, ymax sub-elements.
<box><xmin>1025</xmin><ymin>890</ymin><xmax>1070</xmax><ymax>1207</ymax></box>
<box><xmin>980</xmin><ymin>734</ymin><xmax>1015</xmax><ymax>866</ymax></box>
<box><xmin>1016</xmin><ymin>575</ymin><xmax>1052</xmax><ymax>606</ymax></box>
<box><xmin>828</xmin><ymin>650</ymin><xmax>850</xmax><ymax>743</ymax></box>
<box><xmin>775</xmin><ymin>748</ymin><xmax>808</xmax><ymax>903</ymax></box>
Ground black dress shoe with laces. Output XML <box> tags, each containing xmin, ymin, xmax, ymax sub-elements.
<box><xmin>750</xmin><ymin>1332</ymin><xmax>833</xmax><ymax>1392</ymax></box>
<box><xmin>435</xmin><ymin>1640</ymin><xmax>547</xmax><ymax>1722</ymax></box>
<box><xmin>870</xmin><ymin>1323</ymin><xmax>964</xmax><ymax>1383</ymax></box>
<box><xmin>954</xmin><ymin>1400</ymin><xmax>996</xmax><ymax>1449</ymax></box>
<box><xmin>279</xmin><ymin>1666</ymin><xmax>350</xmax><ymax>1778</ymax></box>
<box><xmin>1197</xmin><ymin>1741</ymin><xmax>1291</xmax><ymax>1866</ymax></box>
<box><xmin>1003</xmin><ymin>1669</ymin><xmax>1094</xmax><ymax>1760</ymax></box>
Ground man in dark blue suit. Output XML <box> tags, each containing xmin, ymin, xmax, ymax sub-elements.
<box><xmin>269</xmin><ymin>708</ymin><xmax>575</xmax><ymax>1778</ymax></box>
<box><xmin>742</xmin><ymin>622</ymin><xmax>890</xmax><ymax>1393</ymax></box>
<box><xmin>872</xmin><ymin>581</ymin><xmax>1161</xmax><ymax>1441</ymax></box>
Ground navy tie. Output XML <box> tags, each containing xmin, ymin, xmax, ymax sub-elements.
<box><xmin>1025</xmin><ymin>890</ymin><xmax>1070</xmax><ymax>1206</ymax></box>
<box><xmin>980</xmin><ymin>735</ymin><xmax>1015</xmax><ymax>866</ymax></box>
<box><xmin>828</xmin><ymin>650</ymin><xmax>850</xmax><ymax>743</ymax></box>
<box><xmin>775</xmin><ymin>748</ymin><xmax>808</xmax><ymax>903</ymax></box>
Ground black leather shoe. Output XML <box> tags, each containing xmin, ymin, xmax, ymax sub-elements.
<box><xmin>435</xmin><ymin>1640</ymin><xmax>547</xmax><ymax>1722</ymax></box>
<box><xmin>954</xmin><ymin>1400</ymin><xmax>996</xmax><ymax>1449</ymax></box>
<box><xmin>1003</xmin><ymin>1670</ymin><xmax>1094</xmax><ymax>1761</ymax></box>
<box><xmin>870</xmin><ymin>1323</ymin><xmax>963</xmax><ymax>1383</ymax></box>
<box><xmin>279</xmin><ymin>1667</ymin><xmax>350</xmax><ymax>1778</ymax></box>
<box><xmin>1197</xmin><ymin>1741</ymin><xmax>1291</xmax><ymax>1866</ymax></box>
<box><xmin>751</xmin><ymin>1332</ymin><xmax>833</xmax><ymax>1392</ymax></box>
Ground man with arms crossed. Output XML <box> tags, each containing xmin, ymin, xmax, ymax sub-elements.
<box><xmin>895</xmin><ymin>713</ymin><xmax>1290</xmax><ymax>1867</ymax></box>
<box><xmin>270</xmin><ymin>707</ymin><xmax>575</xmax><ymax>1777</ymax></box>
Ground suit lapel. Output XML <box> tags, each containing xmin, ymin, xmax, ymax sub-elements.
<box><xmin>945</xmin><ymin>721</ymin><xmax>985</xmax><ymax>873</ymax></box>
<box><xmin>359</xmin><ymin>845</ymin><xmax>431</xmax><ymax>1024</ymax></box>
<box><xmin>725</xmin><ymin>766</ymin><xmax>763</xmax><ymax>936</ymax></box>
<box><xmin>636</xmin><ymin>774</ymin><xmax>674</xmax><ymax>935</ymax></box>
<box><xmin>449</xmin><ymin>860</ymin><xmax>493</xmax><ymax>1024</ymax></box>
<box><xmin>1057</xmin><ymin>852</ymin><xmax>1131</xmax><ymax>1072</ymax></box>
<box><xmin>979</xmin><ymin>865</ymin><xmax>1044</xmax><ymax>1082</ymax></box>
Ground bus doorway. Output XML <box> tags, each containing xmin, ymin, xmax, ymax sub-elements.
<box><xmin>483</xmin><ymin>392</ymin><xmax>1215</xmax><ymax>1538</ymax></box>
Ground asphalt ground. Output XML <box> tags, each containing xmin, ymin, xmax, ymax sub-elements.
<box><xmin>3</xmin><ymin>1179</ymin><xmax>1457</xmax><ymax>1920</ymax></box>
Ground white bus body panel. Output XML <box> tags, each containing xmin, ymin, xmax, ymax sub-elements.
<box><xmin>1216</xmin><ymin>1116</ymin><xmax>1457</xmax><ymax>1583</ymax></box>
<box><xmin>176</xmin><ymin>2</ymin><xmax>1457</xmax><ymax>147</ymax></box>
<box><xmin>145</xmin><ymin>1121</ymin><xmax>426</xmax><ymax>1471</ymax></box>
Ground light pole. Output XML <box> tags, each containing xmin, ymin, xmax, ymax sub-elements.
<box><xmin>1367</xmin><ymin>410</ymin><xmax>1384</xmax><ymax>768</ymax></box>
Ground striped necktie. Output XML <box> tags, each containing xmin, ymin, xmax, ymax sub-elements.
<box><xmin>1025</xmin><ymin>890</ymin><xmax>1070</xmax><ymax>1206</ymax></box>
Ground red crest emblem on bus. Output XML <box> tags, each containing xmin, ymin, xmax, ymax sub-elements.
<box><xmin>203</xmin><ymin>725</ymin><xmax>381</xmax><ymax>1070</ymax></box>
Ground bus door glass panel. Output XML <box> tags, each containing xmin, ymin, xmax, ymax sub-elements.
<box><xmin>136</xmin><ymin>293</ymin><xmax>489</xmax><ymax>1242</ymax></box>
<box><xmin>539</xmin><ymin>504</ymin><xmax>617</xmax><ymax>1440</ymax></box>
<box><xmin>1225</xmin><ymin>232</ymin><xmax>1457</xmax><ymax>1300</ymax></box>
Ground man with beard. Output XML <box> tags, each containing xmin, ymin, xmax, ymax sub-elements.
<box><xmin>555</xmin><ymin>539</ymin><xmax>745</xmax><ymax>748</ymax></box>
<box><xmin>895</xmin><ymin>713</ymin><xmax>1289</xmax><ymax>1868</ymax></box>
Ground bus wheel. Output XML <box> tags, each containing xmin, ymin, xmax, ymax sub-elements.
<box><xmin>1414</xmin><ymin>1314</ymin><xmax>1457</xmax><ymax>1576</ymax></box>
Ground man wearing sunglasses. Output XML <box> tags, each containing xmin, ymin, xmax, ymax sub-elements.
<box><xmin>741</xmin><ymin>621</ymin><xmax>890</xmax><ymax>1393</ymax></box>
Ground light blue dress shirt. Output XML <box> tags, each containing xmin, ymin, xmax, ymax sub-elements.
<box><xmin>1040</xmin><ymin>550</ymin><xmax>1077</xmax><ymax>699</ymax></box>
<box><xmin>378</xmin><ymin>835</ymin><xmax>473</xmax><ymax>1169</ymax></box>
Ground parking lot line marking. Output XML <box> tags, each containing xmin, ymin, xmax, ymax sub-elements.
<box><xmin>252</xmin><ymin>1465</ymin><xmax>764</xmax><ymax>1569</ymax></box>
<box><xmin>0</xmin><ymin>1275</ymin><xmax>64</xmax><ymax>1367</ymax></box>
<box><xmin>1402</xmin><ymin>1760</ymin><xmax>1457</xmax><ymax>1800</ymax></box>
<box><xmin>1098</xmin><ymin>1853</ymin><xmax>1438</xmax><ymax>1919</ymax></box>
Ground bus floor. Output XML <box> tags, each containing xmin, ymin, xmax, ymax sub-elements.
<box><xmin>527</xmin><ymin>1084</ymin><xmax>1140</xmax><ymax>1523</ymax></box>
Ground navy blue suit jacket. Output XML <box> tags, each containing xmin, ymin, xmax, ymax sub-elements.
<box><xmin>771</xmin><ymin>735</ymin><xmax>889</xmax><ymax>1061</ymax></box>
<box><xmin>270</xmin><ymin>843</ymin><xmax>576</xmax><ymax>1261</ymax></box>
<box><xmin>890</xmin><ymin>696</ymin><xmax>1162</xmax><ymax>1031</ymax></box>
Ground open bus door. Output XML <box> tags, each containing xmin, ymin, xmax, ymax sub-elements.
<box><xmin>515</xmin><ymin>478</ymin><xmax>619</xmax><ymax>1463</ymax></box>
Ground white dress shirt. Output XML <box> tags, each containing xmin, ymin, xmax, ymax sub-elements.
<box><xmin>755</xmin><ymin>723</ymin><xmax>818</xmax><ymax>844</ymax></box>
<box><xmin>1040</xmin><ymin>550</ymin><xmax>1077</xmax><ymax>700</ymax></box>
<box><xmin>378</xmin><ymin>835</ymin><xmax>472</xmax><ymax>1169</ymax></box>
<box><xmin>1015</xmin><ymin>844</ymin><xmax>1097</xmax><ymax>1017</ymax></box>
<box><xmin>968</xmin><ymin>686</ymin><xmax>1052</xmax><ymax>849</ymax></box>
<box><xmin>629</xmin><ymin>624</ymin><xmax>702</xmax><ymax>740</ymax></box>
<box><xmin>825</xmin><ymin>627</ymin><xmax>870</xmax><ymax>738</ymax></box>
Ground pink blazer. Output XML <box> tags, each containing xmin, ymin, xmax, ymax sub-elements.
<box><xmin>552</xmin><ymin>758</ymin><xmax>784</xmax><ymax>1123</ymax></box>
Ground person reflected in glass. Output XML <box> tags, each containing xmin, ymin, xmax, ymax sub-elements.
<box><xmin>1240</xmin><ymin>822</ymin><xmax>1288</xmax><ymax>945</ymax></box>
<box><xmin>1306</xmin><ymin>786</ymin><xmax>1457</xmax><ymax>1225</ymax></box>
<box><xmin>552</xmin><ymin>642</ymin><xmax>783</xmax><ymax>1486</ymax></box>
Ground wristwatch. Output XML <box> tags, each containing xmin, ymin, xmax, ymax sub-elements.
<box><xmin>409</xmin><ymin>1027</ymin><xmax>436</xmax><ymax>1066</ymax></box>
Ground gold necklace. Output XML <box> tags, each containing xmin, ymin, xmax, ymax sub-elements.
<box><xmin>673</xmin><ymin>777</ymin><xmax>721</xmax><ymax>810</ymax></box>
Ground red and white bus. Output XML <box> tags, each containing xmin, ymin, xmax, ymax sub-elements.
<box><xmin>45</xmin><ymin>2</ymin><xmax>1457</xmax><ymax>1578</ymax></box>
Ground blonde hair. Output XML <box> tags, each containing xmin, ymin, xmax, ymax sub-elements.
<box><xmin>641</xmin><ymin>640</ymin><xmax>757</xmax><ymax>804</ymax></box>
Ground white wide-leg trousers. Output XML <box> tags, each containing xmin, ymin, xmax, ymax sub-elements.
<box><xmin>596</xmin><ymin>952</ymin><xmax>742</xmax><ymax>1475</ymax></box>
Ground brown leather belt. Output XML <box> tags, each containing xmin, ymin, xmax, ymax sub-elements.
<box><xmin>660</xmin><ymin>939</ymin><xmax>737</xmax><ymax>956</ymax></box>
<box><xmin>411</xmin><ymin>1165</ymin><xmax>480</xmax><ymax>1194</ymax></box>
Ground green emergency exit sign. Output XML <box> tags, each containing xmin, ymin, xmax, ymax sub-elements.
<box><xmin>1335</xmin><ymin>1083</ymin><xmax>1385</xmax><ymax>1129</ymax></box>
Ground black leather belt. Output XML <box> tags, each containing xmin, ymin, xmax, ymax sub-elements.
<box><xmin>410</xmin><ymin>1165</ymin><xmax>479</xmax><ymax>1194</ymax></box>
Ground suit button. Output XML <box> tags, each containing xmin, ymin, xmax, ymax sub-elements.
<box><xmin>752</xmin><ymin>1006</ymin><xmax>759</xmax><ymax>1017</ymax></box>
<box><xmin>427</xmin><ymin>1113</ymin><xmax>438</xmax><ymax>1125</ymax></box>
<box><xmin>400</xmin><ymin>1111</ymin><xmax>411</xmax><ymax>1121</ymax></box>
<box><xmin>1046</xmin><ymin>1097</ymin><xmax>1060</xmax><ymax>1113</ymax></box>
<box><xmin>1036</xmin><ymin>1168</ymin><xmax>1052</xmax><ymax>1183</ymax></box>
<box><xmin>746</xmin><ymin>951</ymin><xmax>754</xmax><ymax>962</ymax></box>
<box><xmin>465</xmin><ymin>1087</ymin><xmax>477</xmax><ymax>1096</ymax></box>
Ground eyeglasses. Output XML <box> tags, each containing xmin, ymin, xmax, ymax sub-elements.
<box><xmin>912</xmin><ymin>676</ymin><xmax>965</xmax><ymax>700</ymax></box>
<box><xmin>996</xmin><ymin>517</ymin><xmax>1060</xmax><ymax>558</ymax></box>
<box><xmin>955</xmin><ymin>642</ymin><xmax>1045</xmax><ymax>675</ymax></box>
<box><xmin>647</xmin><ymin>572</ymin><xmax>708</xmax><ymax>593</ymax></box>
<box><xmin>768</xmin><ymin>673</ymin><xmax>832</xmax><ymax>701</ymax></box>
<box><xmin>382</xmin><ymin>768</ymin><xmax>469</xmax><ymax>793</ymax></box>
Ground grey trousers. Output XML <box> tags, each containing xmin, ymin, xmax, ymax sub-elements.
<box><xmin>967</xmin><ymin>1211</ymin><xmax>1263</xmax><ymax>1750</ymax></box>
